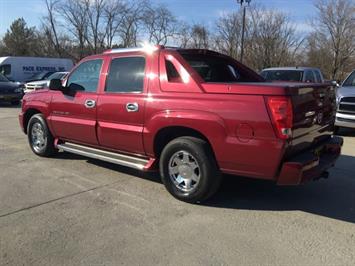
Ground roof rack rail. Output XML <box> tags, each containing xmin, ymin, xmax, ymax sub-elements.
<box><xmin>103</xmin><ymin>44</ymin><xmax>165</xmax><ymax>54</ymax></box>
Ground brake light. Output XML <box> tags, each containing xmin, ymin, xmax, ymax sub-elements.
<box><xmin>266</xmin><ymin>96</ymin><xmax>293</xmax><ymax>140</ymax></box>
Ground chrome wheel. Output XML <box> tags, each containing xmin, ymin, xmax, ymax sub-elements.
<box><xmin>168</xmin><ymin>150</ymin><xmax>201</xmax><ymax>192</ymax></box>
<box><xmin>31</xmin><ymin>122</ymin><xmax>46</xmax><ymax>153</ymax></box>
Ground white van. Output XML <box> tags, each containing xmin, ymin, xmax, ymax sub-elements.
<box><xmin>0</xmin><ymin>56</ymin><xmax>74</xmax><ymax>82</ymax></box>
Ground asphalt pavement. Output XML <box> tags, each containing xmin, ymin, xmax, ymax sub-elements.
<box><xmin>0</xmin><ymin>104</ymin><xmax>354</xmax><ymax>266</ymax></box>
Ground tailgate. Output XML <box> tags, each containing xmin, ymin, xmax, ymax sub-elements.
<box><xmin>287</xmin><ymin>83</ymin><xmax>336</xmax><ymax>156</ymax></box>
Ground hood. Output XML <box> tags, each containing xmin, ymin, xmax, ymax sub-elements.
<box><xmin>0</xmin><ymin>81</ymin><xmax>20</xmax><ymax>91</ymax></box>
<box><xmin>336</xmin><ymin>86</ymin><xmax>355</xmax><ymax>98</ymax></box>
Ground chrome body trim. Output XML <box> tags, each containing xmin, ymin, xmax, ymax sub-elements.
<box><xmin>57</xmin><ymin>142</ymin><xmax>149</xmax><ymax>170</ymax></box>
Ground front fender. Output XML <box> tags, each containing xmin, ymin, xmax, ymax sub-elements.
<box><xmin>21</xmin><ymin>93</ymin><xmax>52</xmax><ymax>133</ymax></box>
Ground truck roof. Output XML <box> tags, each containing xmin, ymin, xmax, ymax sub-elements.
<box><xmin>102</xmin><ymin>45</ymin><xmax>218</xmax><ymax>55</ymax></box>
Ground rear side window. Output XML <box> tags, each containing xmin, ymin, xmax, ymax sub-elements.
<box><xmin>305</xmin><ymin>70</ymin><xmax>315</xmax><ymax>83</ymax></box>
<box><xmin>165</xmin><ymin>60</ymin><xmax>182</xmax><ymax>83</ymax></box>
<box><xmin>314</xmin><ymin>70</ymin><xmax>322</xmax><ymax>83</ymax></box>
<box><xmin>106</xmin><ymin>57</ymin><xmax>146</xmax><ymax>93</ymax></box>
<box><xmin>67</xmin><ymin>59</ymin><xmax>102</xmax><ymax>92</ymax></box>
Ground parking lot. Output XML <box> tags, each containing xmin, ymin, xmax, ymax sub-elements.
<box><xmin>0</xmin><ymin>105</ymin><xmax>355</xmax><ymax>265</ymax></box>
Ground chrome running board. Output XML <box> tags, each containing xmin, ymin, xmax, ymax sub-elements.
<box><xmin>57</xmin><ymin>142</ymin><xmax>149</xmax><ymax>170</ymax></box>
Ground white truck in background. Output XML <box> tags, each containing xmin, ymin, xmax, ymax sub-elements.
<box><xmin>0</xmin><ymin>56</ymin><xmax>73</xmax><ymax>82</ymax></box>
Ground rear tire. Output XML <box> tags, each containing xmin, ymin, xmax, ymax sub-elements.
<box><xmin>159</xmin><ymin>137</ymin><xmax>221</xmax><ymax>203</ymax></box>
<box><xmin>27</xmin><ymin>114</ymin><xmax>57</xmax><ymax>157</ymax></box>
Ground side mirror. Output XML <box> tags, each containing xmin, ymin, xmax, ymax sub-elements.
<box><xmin>49</xmin><ymin>79</ymin><xmax>64</xmax><ymax>91</ymax></box>
<box><xmin>331</xmin><ymin>80</ymin><xmax>339</xmax><ymax>87</ymax></box>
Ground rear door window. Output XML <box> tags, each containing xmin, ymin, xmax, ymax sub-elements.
<box><xmin>105</xmin><ymin>57</ymin><xmax>146</xmax><ymax>93</ymax></box>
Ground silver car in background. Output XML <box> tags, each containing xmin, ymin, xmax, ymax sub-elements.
<box><xmin>335</xmin><ymin>70</ymin><xmax>355</xmax><ymax>131</ymax></box>
<box><xmin>24</xmin><ymin>71</ymin><xmax>68</xmax><ymax>94</ymax></box>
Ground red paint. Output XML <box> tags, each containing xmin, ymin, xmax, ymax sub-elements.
<box><xmin>19</xmin><ymin>47</ymin><xmax>342</xmax><ymax>184</ymax></box>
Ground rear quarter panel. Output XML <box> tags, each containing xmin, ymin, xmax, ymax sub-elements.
<box><xmin>144</xmin><ymin>88</ymin><xmax>284</xmax><ymax>180</ymax></box>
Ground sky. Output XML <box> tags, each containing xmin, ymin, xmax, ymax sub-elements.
<box><xmin>0</xmin><ymin>0</ymin><xmax>316</xmax><ymax>37</ymax></box>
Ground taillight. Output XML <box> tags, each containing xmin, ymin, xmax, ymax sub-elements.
<box><xmin>265</xmin><ymin>96</ymin><xmax>293</xmax><ymax>140</ymax></box>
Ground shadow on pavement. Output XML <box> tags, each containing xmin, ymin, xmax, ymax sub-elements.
<box><xmin>55</xmin><ymin>149</ymin><xmax>355</xmax><ymax>223</ymax></box>
<box><xmin>336</xmin><ymin>127</ymin><xmax>355</xmax><ymax>137</ymax></box>
<box><xmin>0</xmin><ymin>102</ymin><xmax>21</xmax><ymax>108</ymax></box>
<box><xmin>205</xmin><ymin>154</ymin><xmax>355</xmax><ymax>224</ymax></box>
<box><xmin>86</xmin><ymin>157</ymin><xmax>162</xmax><ymax>184</ymax></box>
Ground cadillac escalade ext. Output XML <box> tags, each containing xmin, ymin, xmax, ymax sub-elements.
<box><xmin>19</xmin><ymin>45</ymin><xmax>343</xmax><ymax>202</ymax></box>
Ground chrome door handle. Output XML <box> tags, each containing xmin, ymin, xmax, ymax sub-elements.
<box><xmin>84</xmin><ymin>99</ymin><xmax>96</xmax><ymax>108</ymax></box>
<box><xmin>126</xmin><ymin>102</ymin><xmax>139</xmax><ymax>112</ymax></box>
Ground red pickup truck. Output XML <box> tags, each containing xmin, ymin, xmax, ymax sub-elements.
<box><xmin>19</xmin><ymin>45</ymin><xmax>343</xmax><ymax>202</ymax></box>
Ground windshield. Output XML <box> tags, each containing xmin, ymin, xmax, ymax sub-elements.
<box><xmin>179</xmin><ymin>52</ymin><xmax>263</xmax><ymax>83</ymax></box>
<box><xmin>343</xmin><ymin>71</ymin><xmax>355</xmax><ymax>87</ymax></box>
<box><xmin>261</xmin><ymin>70</ymin><xmax>303</xmax><ymax>82</ymax></box>
<box><xmin>29</xmin><ymin>72</ymin><xmax>54</xmax><ymax>80</ymax></box>
<box><xmin>47</xmin><ymin>72</ymin><xmax>66</xmax><ymax>80</ymax></box>
<box><xmin>0</xmin><ymin>73</ymin><xmax>9</xmax><ymax>82</ymax></box>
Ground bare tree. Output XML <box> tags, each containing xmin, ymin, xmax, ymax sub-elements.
<box><xmin>84</xmin><ymin>0</ymin><xmax>107</xmax><ymax>53</ymax></box>
<box><xmin>143</xmin><ymin>4</ymin><xmax>178</xmax><ymax>45</ymax></box>
<box><xmin>189</xmin><ymin>24</ymin><xmax>210</xmax><ymax>49</ymax></box>
<box><xmin>175</xmin><ymin>22</ymin><xmax>191</xmax><ymax>48</ymax></box>
<box><xmin>214</xmin><ymin>11</ymin><xmax>244</xmax><ymax>59</ymax></box>
<box><xmin>42</xmin><ymin>0</ymin><xmax>62</xmax><ymax>56</ymax></box>
<box><xmin>59</xmin><ymin>0</ymin><xmax>90</xmax><ymax>59</ymax></box>
<box><xmin>310</xmin><ymin>0</ymin><xmax>355</xmax><ymax>80</ymax></box>
<box><xmin>117</xmin><ymin>0</ymin><xmax>147</xmax><ymax>47</ymax></box>
<box><xmin>103</xmin><ymin>0</ymin><xmax>126</xmax><ymax>48</ymax></box>
<box><xmin>246</xmin><ymin>7</ymin><xmax>303</xmax><ymax>70</ymax></box>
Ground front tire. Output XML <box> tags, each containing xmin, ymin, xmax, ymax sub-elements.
<box><xmin>27</xmin><ymin>114</ymin><xmax>57</xmax><ymax>157</ymax></box>
<box><xmin>159</xmin><ymin>137</ymin><xmax>221</xmax><ymax>203</ymax></box>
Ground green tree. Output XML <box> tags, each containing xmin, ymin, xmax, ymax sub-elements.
<box><xmin>3</xmin><ymin>18</ymin><xmax>41</xmax><ymax>56</ymax></box>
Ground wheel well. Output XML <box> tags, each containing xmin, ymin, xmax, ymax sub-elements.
<box><xmin>154</xmin><ymin>126</ymin><xmax>214</xmax><ymax>158</ymax></box>
<box><xmin>23</xmin><ymin>108</ymin><xmax>41</xmax><ymax>134</ymax></box>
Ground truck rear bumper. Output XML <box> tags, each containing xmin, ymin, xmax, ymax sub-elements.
<box><xmin>277</xmin><ymin>136</ymin><xmax>343</xmax><ymax>185</ymax></box>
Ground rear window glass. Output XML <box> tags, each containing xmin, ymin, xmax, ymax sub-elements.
<box><xmin>261</xmin><ymin>70</ymin><xmax>303</xmax><ymax>82</ymax></box>
<box><xmin>179</xmin><ymin>53</ymin><xmax>261</xmax><ymax>83</ymax></box>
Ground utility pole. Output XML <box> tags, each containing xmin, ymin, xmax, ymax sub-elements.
<box><xmin>236</xmin><ymin>0</ymin><xmax>251</xmax><ymax>63</ymax></box>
